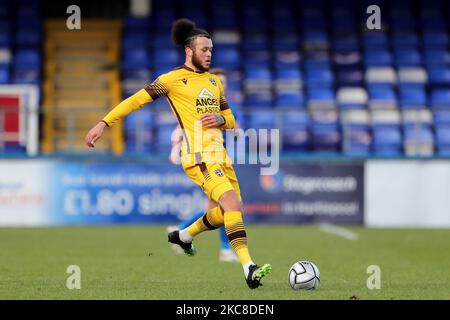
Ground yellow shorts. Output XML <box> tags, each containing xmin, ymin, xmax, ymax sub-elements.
<box><xmin>182</xmin><ymin>161</ymin><xmax>241</xmax><ymax>203</ymax></box>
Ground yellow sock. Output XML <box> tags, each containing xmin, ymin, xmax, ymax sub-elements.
<box><xmin>186</xmin><ymin>206</ymin><xmax>224</xmax><ymax>237</ymax></box>
<box><xmin>224</xmin><ymin>211</ymin><xmax>252</xmax><ymax>265</ymax></box>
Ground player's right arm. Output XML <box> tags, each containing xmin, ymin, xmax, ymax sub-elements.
<box><xmin>85</xmin><ymin>76</ymin><xmax>170</xmax><ymax>148</ymax></box>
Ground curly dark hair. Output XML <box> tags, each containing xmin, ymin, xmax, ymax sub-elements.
<box><xmin>171</xmin><ymin>18</ymin><xmax>210</xmax><ymax>48</ymax></box>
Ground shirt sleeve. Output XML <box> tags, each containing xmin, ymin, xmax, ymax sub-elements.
<box><xmin>217</xmin><ymin>77</ymin><xmax>230</xmax><ymax>111</ymax></box>
<box><xmin>102</xmin><ymin>73</ymin><xmax>171</xmax><ymax>126</ymax></box>
<box><xmin>102</xmin><ymin>89</ymin><xmax>151</xmax><ymax>126</ymax></box>
<box><xmin>216</xmin><ymin>76</ymin><xmax>235</xmax><ymax>129</ymax></box>
<box><xmin>144</xmin><ymin>73</ymin><xmax>170</xmax><ymax>100</ymax></box>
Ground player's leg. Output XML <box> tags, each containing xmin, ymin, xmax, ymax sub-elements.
<box><xmin>168</xmin><ymin>205</ymin><xmax>213</xmax><ymax>255</ymax></box>
<box><xmin>168</xmin><ymin>163</ymin><xmax>226</xmax><ymax>254</ymax></box>
<box><xmin>169</xmin><ymin>204</ymin><xmax>224</xmax><ymax>255</ymax></box>
<box><xmin>218</xmin><ymin>189</ymin><xmax>271</xmax><ymax>289</ymax></box>
<box><xmin>177</xmin><ymin>196</ymin><xmax>237</xmax><ymax>262</ymax></box>
<box><xmin>218</xmin><ymin>226</ymin><xmax>239</xmax><ymax>262</ymax></box>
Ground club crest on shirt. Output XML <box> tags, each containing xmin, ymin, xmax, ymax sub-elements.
<box><xmin>209</xmin><ymin>78</ymin><xmax>216</xmax><ymax>86</ymax></box>
<box><xmin>181</xmin><ymin>78</ymin><xmax>187</xmax><ymax>85</ymax></box>
<box><xmin>214</xmin><ymin>169</ymin><xmax>224</xmax><ymax>177</ymax></box>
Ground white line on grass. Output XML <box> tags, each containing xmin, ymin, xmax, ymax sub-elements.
<box><xmin>318</xmin><ymin>223</ymin><xmax>359</xmax><ymax>240</ymax></box>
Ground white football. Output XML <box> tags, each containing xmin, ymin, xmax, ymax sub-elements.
<box><xmin>288</xmin><ymin>261</ymin><xmax>320</xmax><ymax>290</ymax></box>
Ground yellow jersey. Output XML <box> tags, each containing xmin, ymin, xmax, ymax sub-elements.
<box><xmin>102</xmin><ymin>65</ymin><xmax>235</xmax><ymax>167</ymax></box>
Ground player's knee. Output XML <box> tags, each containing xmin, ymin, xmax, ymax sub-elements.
<box><xmin>218</xmin><ymin>190</ymin><xmax>242</xmax><ymax>212</ymax></box>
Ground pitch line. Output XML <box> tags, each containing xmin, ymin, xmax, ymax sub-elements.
<box><xmin>318</xmin><ymin>223</ymin><xmax>359</xmax><ymax>240</ymax></box>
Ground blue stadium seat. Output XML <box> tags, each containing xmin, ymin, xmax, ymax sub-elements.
<box><xmin>433</xmin><ymin>110</ymin><xmax>450</xmax><ymax>125</ymax></box>
<box><xmin>245</xmin><ymin>90</ymin><xmax>273</xmax><ymax>108</ymax></box>
<box><xmin>123</xmin><ymin>48</ymin><xmax>151</xmax><ymax>70</ymax></box>
<box><xmin>214</xmin><ymin>48</ymin><xmax>241</xmax><ymax>69</ymax></box>
<box><xmin>332</xmin><ymin>35</ymin><xmax>359</xmax><ymax>51</ymax></box>
<box><xmin>435</xmin><ymin>126</ymin><xmax>450</xmax><ymax>156</ymax></box>
<box><xmin>362</xmin><ymin>32</ymin><xmax>388</xmax><ymax>50</ymax></box>
<box><xmin>304</xmin><ymin>51</ymin><xmax>330</xmax><ymax>69</ymax></box>
<box><xmin>389</xmin><ymin>16</ymin><xmax>417</xmax><ymax>32</ymax></box>
<box><xmin>150</xmin><ymin>33</ymin><xmax>174</xmax><ymax>49</ymax></box>
<box><xmin>311</xmin><ymin>126</ymin><xmax>341</xmax><ymax>151</ymax></box>
<box><xmin>247</xmin><ymin>111</ymin><xmax>276</xmax><ymax>129</ymax></box>
<box><xmin>272</xmin><ymin>34</ymin><xmax>299</xmax><ymax>51</ymax></box>
<box><xmin>427</xmin><ymin>68</ymin><xmax>450</xmax><ymax>86</ymax></box>
<box><xmin>282</xmin><ymin>110</ymin><xmax>310</xmax><ymax>151</ymax></box>
<box><xmin>430</xmin><ymin>89</ymin><xmax>450</xmax><ymax>109</ymax></box>
<box><xmin>399</xmin><ymin>87</ymin><xmax>427</xmax><ymax>109</ymax></box>
<box><xmin>13</xmin><ymin>68</ymin><xmax>40</xmax><ymax>84</ymax></box>
<box><xmin>275</xmin><ymin>68</ymin><xmax>302</xmax><ymax>81</ymax></box>
<box><xmin>302</xmin><ymin>31</ymin><xmax>329</xmax><ymax>48</ymax></box>
<box><xmin>244</xmin><ymin>49</ymin><xmax>271</xmax><ymax>64</ymax></box>
<box><xmin>343</xmin><ymin>130</ymin><xmax>372</xmax><ymax>156</ymax></box>
<box><xmin>373</xmin><ymin>128</ymin><xmax>403</xmax><ymax>156</ymax></box>
<box><xmin>305</xmin><ymin>68</ymin><xmax>334</xmax><ymax>88</ymax></box>
<box><xmin>335</xmin><ymin>68</ymin><xmax>364</xmax><ymax>86</ymax></box>
<box><xmin>424</xmin><ymin>49</ymin><xmax>450</xmax><ymax>67</ymax></box>
<box><xmin>368</xmin><ymin>85</ymin><xmax>397</xmax><ymax>104</ymax></box>
<box><xmin>244</xmin><ymin>67</ymin><xmax>272</xmax><ymax>82</ymax></box>
<box><xmin>394</xmin><ymin>49</ymin><xmax>422</xmax><ymax>67</ymax></box>
<box><xmin>123</xmin><ymin>16</ymin><xmax>151</xmax><ymax>32</ymax></box>
<box><xmin>153</xmin><ymin>48</ymin><xmax>180</xmax><ymax>67</ymax></box>
<box><xmin>307</xmin><ymin>88</ymin><xmax>335</xmax><ymax>104</ymax></box>
<box><xmin>275</xmin><ymin>92</ymin><xmax>304</xmax><ymax>108</ymax></box>
<box><xmin>364</xmin><ymin>50</ymin><xmax>392</xmax><ymax>67</ymax></box>
<box><xmin>13</xmin><ymin>49</ymin><xmax>41</xmax><ymax>69</ymax></box>
<box><xmin>243</xmin><ymin>33</ymin><xmax>269</xmax><ymax>51</ymax></box>
<box><xmin>0</xmin><ymin>64</ymin><xmax>10</xmax><ymax>84</ymax></box>
<box><xmin>15</xmin><ymin>29</ymin><xmax>41</xmax><ymax>46</ymax></box>
<box><xmin>274</xmin><ymin>50</ymin><xmax>301</xmax><ymax>69</ymax></box>
<box><xmin>122</xmin><ymin>33</ymin><xmax>150</xmax><ymax>50</ymax></box>
<box><xmin>123</xmin><ymin>69</ymin><xmax>151</xmax><ymax>81</ymax></box>
<box><xmin>391</xmin><ymin>32</ymin><xmax>419</xmax><ymax>49</ymax></box>
<box><xmin>423</xmin><ymin>31</ymin><xmax>448</xmax><ymax>47</ymax></box>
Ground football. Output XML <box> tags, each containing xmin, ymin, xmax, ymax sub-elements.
<box><xmin>288</xmin><ymin>261</ymin><xmax>320</xmax><ymax>290</ymax></box>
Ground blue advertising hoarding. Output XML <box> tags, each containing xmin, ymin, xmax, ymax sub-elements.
<box><xmin>0</xmin><ymin>160</ymin><xmax>364</xmax><ymax>226</ymax></box>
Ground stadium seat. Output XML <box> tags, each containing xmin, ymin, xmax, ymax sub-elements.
<box><xmin>433</xmin><ymin>110</ymin><xmax>450</xmax><ymax>126</ymax></box>
<box><xmin>373</xmin><ymin>128</ymin><xmax>403</xmax><ymax>156</ymax></box>
<box><xmin>13</xmin><ymin>49</ymin><xmax>41</xmax><ymax>69</ymax></box>
<box><xmin>153</xmin><ymin>49</ymin><xmax>180</xmax><ymax>67</ymax></box>
<box><xmin>435</xmin><ymin>126</ymin><xmax>450</xmax><ymax>156</ymax></box>
<box><xmin>336</xmin><ymin>87</ymin><xmax>368</xmax><ymax>110</ymax></box>
<box><xmin>275</xmin><ymin>91</ymin><xmax>304</xmax><ymax>109</ymax></box>
<box><xmin>341</xmin><ymin>110</ymin><xmax>371</xmax><ymax>155</ymax></box>
<box><xmin>364</xmin><ymin>50</ymin><xmax>392</xmax><ymax>67</ymax></box>
<box><xmin>430</xmin><ymin>89</ymin><xmax>450</xmax><ymax>108</ymax></box>
<box><xmin>283</xmin><ymin>129</ymin><xmax>310</xmax><ymax>151</ymax></box>
<box><xmin>365</xmin><ymin>67</ymin><xmax>397</xmax><ymax>85</ymax></box>
<box><xmin>0</xmin><ymin>64</ymin><xmax>9</xmax><ymax>83</ymax></box>
<box><xmin>399</xmin><ymin>86</ymin><xmax>427</xmax><ymax>109</ymax></box>
<box><xmin>394</xmin><ymin>49</ymin><xmax>422</xmax><ymax>67</ymax></box>
<box><xmin>123</xmin><ymin>48</ymin><xmax>151</xmax><ymax>70</ymax></box>
<box><xmin>403</xmin><ymin>126</ymin><xmax>434</xmax><ymax>156</ymax></box>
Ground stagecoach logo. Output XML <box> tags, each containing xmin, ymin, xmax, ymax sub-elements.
<box><xmin>214</xmin><ymin>169</ymin><xmax>224</xmax><ymax>177</ymax></box>
<box><xmin>209</xmin><ymin>78</ymin><xmax>216</xmax><ymax>86</ymax></box>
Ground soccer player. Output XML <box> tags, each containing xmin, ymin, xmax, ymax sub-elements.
<box><xmin>168</xmin><ymin>67</ymin><xmax>239</xmax><ymax>263</ymax></box>
<box><xmin>84</xmin><ymin>19</ymin><xmax>271</xmax><ymax>289</ymax></box>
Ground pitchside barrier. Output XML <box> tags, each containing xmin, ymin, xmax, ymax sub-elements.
<box><xmin>1</xmin><ymin>157</ymin><xmax>449</xmax><ymax>227</ymax></box>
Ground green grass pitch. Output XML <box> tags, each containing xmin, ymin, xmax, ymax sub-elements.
<box><xmin>0</xmin><ymin>225</ymin><xmax>449</xmax><ymax>299</ymax></box>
